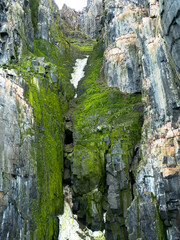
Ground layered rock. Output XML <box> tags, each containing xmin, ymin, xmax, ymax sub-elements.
<box><xmin>80</xmin><ymin>0</ymin><xmax>104</xmax><ymax>39</ymax></box>
<box><xmin>103</xmin><ymin>1</ymin><xmax>148</xmax><ymax>93</ymax></box>
<box><xmin>71</xmin><ymin>46</ymin><xmax>143</xmax><ymax>240</ymax></box>
<box><xmin>0</xmin><ymin>68</ymin><xmax>36</xmax><ymax>239</ymax></box>
<box><xmin>78</xmin><ymin>0</ymin><xmax>180</xmax><ymax>239</ymax></box>
<box><xmin>160</xmin><ymin>0</ymin><xmax>180</xmax><ymax>72</ymax></box>
<box><xmin>0</xmin><ymin>0</ymin><xmax>75</xmax><ymax>238</ymax></box>
<box><xmin>36</xmin><ymin>0</ymin><xmax>52</xmax><ymax>40</ymax></box>
<box><xmin>102</xmin><ymin>0</ymin><xmax>180</xmax><ymax>239</ymax></box>
<box><xmin>0</xmin><ymin>0</ymin><xmax>179</xmax><ymax>239</ymax></box>
<box><xmin>0</xmin><ymin>0</ymin><xmax>34</xmax><ymax>64</ymax></box>
<box><xmin>128</xmin><ymin>1</ymin><xmax>180</xmax><ymax>238</ymax></box>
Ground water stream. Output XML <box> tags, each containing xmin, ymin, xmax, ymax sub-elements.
<box><xmin>58</xmin><ymin>57</ymin><xmax>105</xmax><ymax>240</ymax></box>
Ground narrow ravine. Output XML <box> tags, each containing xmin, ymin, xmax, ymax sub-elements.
<box><xmin>58</xmin><ymin>57</ymin><xmax>105</xmax><ymax>240</ymax></box>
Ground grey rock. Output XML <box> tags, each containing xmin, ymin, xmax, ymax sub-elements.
<box><xmin>160</xmin><ymin>0</ymin><xmax>180</xmax><ymax>72</ymax></box>
<box><xmin>31</xmin><ymin>60</ymin><xmax>38</xmax><ymax>67</ymax></box>
<box><xmin>104</xmin><ymin>135</ymin><xmax>110</xmax><ymax>147</ymax></box>
<box><xmin>50</xmin><ymin>70</ymin><xmax>58</xmax><ymax>83</ymax></box>
<box><xmin>0</xmin><ymin>69</ymin><xmax>36</xmax><ymax>239</ymax></box>
<box><xmin>80</xmin><ymin>0</ymin><xmax>103</xmax><ymax>39</ymax></box>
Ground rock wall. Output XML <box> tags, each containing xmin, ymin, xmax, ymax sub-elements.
<box><xmin>0</xmin><ymin>0</ymin><xmax>179</xmax><ymax>239</ymax></box>
<box><xmin>0</xmin><ymin>0</ymin><xmax>75</xmax><ymax>239</ymax></box>
<box><xmin>60</xmin><ymin>5</ymin><xmax>81</xmax><ymax>32</ymax></box>
<box><xmin>0</xmin><ymin>68</ymin><xmax>36</xmax><ymax>239</ymax></box>
<box><xmin>102</xmin><ymin>0</ymin><xmax>180</xmax><ymax>239</ymax></box>
<box><xmin>72</xmin><ymin>0</ymin><xmax>180</xmax><ymax>239</ymax></box>
<box><xmin>103</xmin><ymin>0</ymin><xmax>147</xmax><ymax>93</ymax></box>
<box><xmin>80</xmin><ymin>0</ymin><xmax>104</xmax><ymax>39</ymax></box>
<box><xmin>160</xmin><ymin>0</ymin><xmax>180</xmax><ymax>73</ymax></box>
<box><xmin>0</xmin><ymin>0</ymin><xmax>34</xmax><ymax>64</ymax></box>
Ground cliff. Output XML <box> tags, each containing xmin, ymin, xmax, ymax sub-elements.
<box><xmin>0</xmin><ymin>0</ymin><xmax>180</xmax><ymax>239</ymax></box>
<box><xmin>0</xmin><ymin>0</ymin><xmax>85</xmax><ymax>238</ymax></box>
<box><xmin>72</xmin><ymin>0</ymin><xmax>180</xmax><ymax>239</ymax></box>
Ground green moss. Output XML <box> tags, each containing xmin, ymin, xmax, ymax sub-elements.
<box><xmin>72</xmin><ymin>43</ymin><xmax>143</xmax><ymax>232</ymax></box>
<box><xmin>26</xmin><ymin>73</ymin><xmax>65</xmax><ymax>239</ymax></box>
<box><xmin>29</xmin><ymin>0</ymin><xmax>40</xmax><ymax>33</ymax></box>
<box><xmin>154</xmin><ymin>203</ymin><xmax>167</xmax><ymax>240</ymax></box>
<box><xmin>9</xmin><ymin>54</ymin><xmax>74</xmax><ymax>239</ymax></box>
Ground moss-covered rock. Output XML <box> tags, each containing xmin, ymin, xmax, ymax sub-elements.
<box><xmin>8</xmin><ymin>51</ymin><xmax>75</xmax><ymax>238</ymax></box>
<box><xmin>71</xmin><ymin>43</ymin><xmax>143</xmax><ymax>235</ymax></box>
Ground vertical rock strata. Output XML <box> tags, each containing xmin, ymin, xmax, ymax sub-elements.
<box><xmin>0</xmin><ymin>0</ymin><xmax>179</xmax><ymax>239</ymax></box>
<box><xmin>104</xmin><ymin>0</ymin><xmax>147</xmax><ymax>93</ymax></box>
<box><xmin>80</xmin><ymin>0</ymin><xmax>104</xmax><ymax>39</ymax></box>
<box><xmin>73</xmin><ymin>0</ymin><xmax>180</xmax><ymax>239</ymax></box>
<box><xmin>0</xmin><ymin>0</ymin><xmax>34</xmax><ymax>64</ymax></box>
<box><xmin>103</xmin><ymin>0</ymin><xmax>180</xmax><ymax>239</ymax></box>
<box><xmin>0</xmin><ymin>69</ymin><xmax>36</xmax><ymax>239</ymax></box>
<box><xmin>0</xmin><ymin>0</ymin><xmax>75</xmax><ymax>239</ymax></box>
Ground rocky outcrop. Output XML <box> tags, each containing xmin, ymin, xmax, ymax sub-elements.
<box><xmin>102</xmin><ymin>0</ymin><xmax>180</xmax><ymax>239</ymax></box>
<box><xmin>0</xmin><ymin>47</ymin><xmax>76</xmax><ymax>238</ymax></box>
<box><xmin>0</xmin><ymin>68</ymin><xmax>36</xmax><ymax>239</ymax></box>
<box><xmin>103</xmin><ymin>0</ymin><xmax>148</xmax><ymax>93</ymax></box>
<box><xmin>128</xmin><ymin>1</ymin><xmax>180</xmax><ymax>238</ymax></box>
<box><xmin>36</xmin><ymin>0</ymin><xmax>52</xmax><ymax>40</ymax></box>
<box><xmin>0</xmin><ymin>0</ymin><xmax>76</xmax><ymax>238</ymax></box>
<box><xmin>70</xmin><ymin>46</ymin><xmax>143</xmax><ymax>239</ymax></box>
<box><xmin>80</xmin><ymin>0</ymin><xmax>104</xmax><ymax>39</ymax></box>
<box><xmin>72</xmin><ymin>0</ymin><xmax>180</xmax><ymax>239</ymax></box>
<box><xmin>160</xmin><ymin>0</ymin><xmax>180</xmax><ymax>72</ymax></box>
<box><xmin>0</xmin><ymin>0</ymin><xmax>34</xmax><ymax>64</ymax></box>
<box><xmin>60</xmin><ymin>5</ymin><xmax>81</xmax><ymax>32</ymax></box>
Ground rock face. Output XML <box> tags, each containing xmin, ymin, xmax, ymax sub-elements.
<box><xmin>0</xmin><ymin>0</ymin><xmax>180</xmax><ymax>239</ymax></box>
<box><xmin>160</xmin><ymin>0</ymin><xmax>180</xmax><ymax>72</ymax></box>
<box><xmin>0</xmin><ymin>0</ymin><xmax>75</xmax><ymax>239</ymax></box>
<box><xmin>36</xmin><ymin>0</ymin><xmax>52</xmax><ymax>40</ymax></box>
<box><xmin>0</xmin><ymin>69</ymin><xmax>36</xmax><ymax>239</ymax></box>
<box><xmin>0</xmin><ymin>0</ymin><xmax>34</xmax><ymax>64</ymax></box>
<box><xmin>103</xmin><ymin>0</ymin><xmax>147</xmax><ymax>93</ymax></box>
<box><xmin>102</xmin><ymin>0</ymin><xmax>180</xmax><ymax>239</ymax></box>
<box><xmin>71</xmin><ymin>0</ymin><xmax>180</xmax><ymax>240</ymax></box>
<box><xmin>80</xmin><ymin>0</ymin><xmax>104</xmax><ymax>39</ymax></box>
<box><xmin>60</xmin><ymin>5</ymin><xmax>81</xmax><ymax>32</ymax></box>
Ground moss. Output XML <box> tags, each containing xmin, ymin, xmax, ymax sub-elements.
<box><xmin>154</xmin><ymin>203</ymin><xmax>167</xmax><ymax>240</ymax></box>
<box><xmin>72</xmin><ymin>43</ymin><xmax>143</xmax><ymax>233</ymax></box>
<box><xmin>5</xmin><ymin>0</ymin><xmax>96</xmax><ymax>238</ymax></box>
<box><xmin>26</xmin><ymin>73</ymin><xmax>65</xmax><ymax>239</ymax></box>
<box><xmin>9</xmin><ymin>54</ymin><xmax>74</xmax><ymax>239</ymax></box>
<box><xmin>29</xmin><ymin>0</ymin><xmax>40</xmax><ymax>33</ymax></box>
